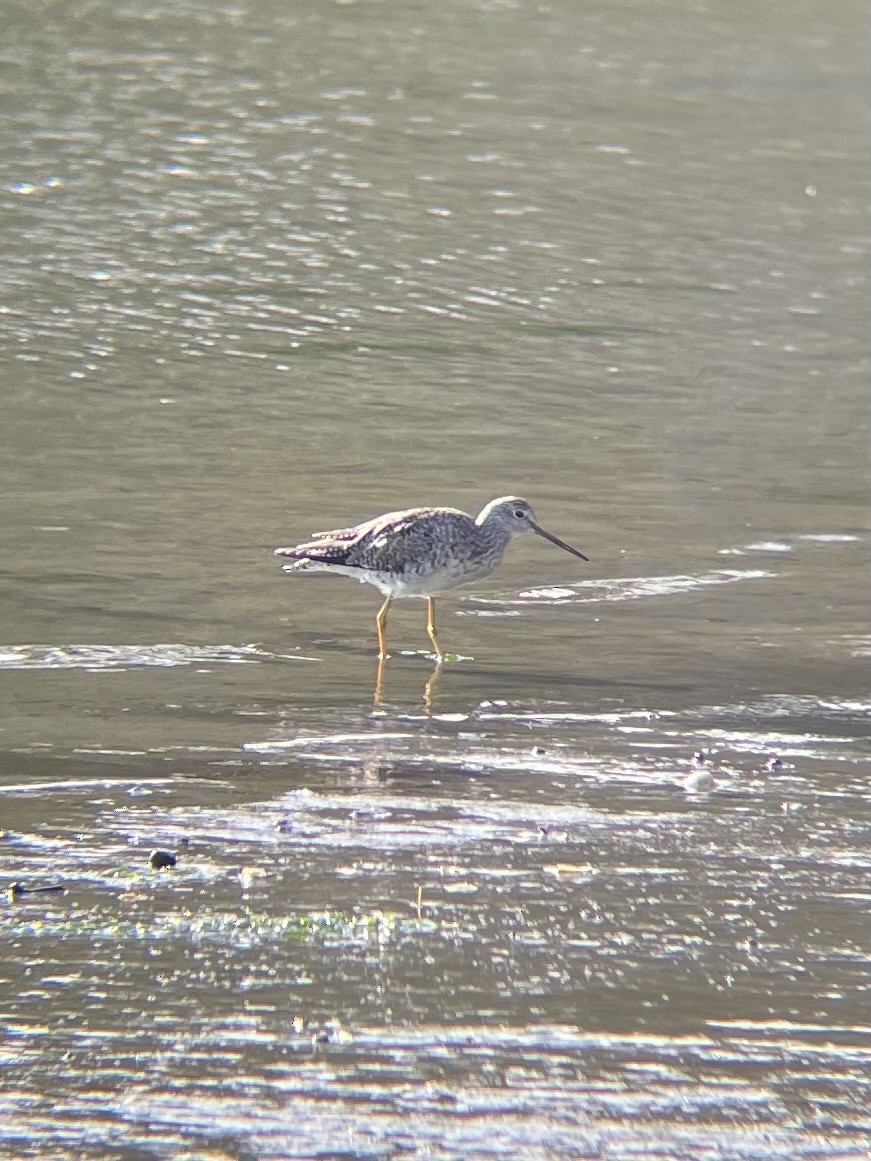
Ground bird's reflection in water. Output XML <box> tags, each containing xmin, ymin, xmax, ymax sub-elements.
<box><xmin>373</xmin><ymin>655</ymin><xmax>443</xmax><ymax>713</ymax></box>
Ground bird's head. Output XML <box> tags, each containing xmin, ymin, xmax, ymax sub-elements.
<box><xmin>477</xmin><ymin>497</ymin><xmax>588</xmax><ymax>561</ymax></box>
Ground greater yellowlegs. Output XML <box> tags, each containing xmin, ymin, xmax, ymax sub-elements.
<box><xmin>274</xmin><ymin>496</ymin><xmax>588</xmax><ymax>660</ymax></box>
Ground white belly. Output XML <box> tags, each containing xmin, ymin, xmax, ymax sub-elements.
<box><xmin>289</xmin><ymin>557</ymin><xmax>497</xmax><ymax>598</ymax></box>
<box><xmin>358</xmin><ymin>563</ymin><xmax>492</xmax><ymax>598</ymax></box>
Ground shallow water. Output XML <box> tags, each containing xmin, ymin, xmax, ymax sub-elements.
<box><xmin>1</xmin><ymin>0</ymin><xmax>869</xmax><ymax>1157</ymax></box>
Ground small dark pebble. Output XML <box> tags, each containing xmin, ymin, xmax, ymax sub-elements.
<box><xmin>307</xmin><ymin>1018</ymin><xmax>348</xmax><ymax>1047</ymax></box>
<box><xmin>149</xmin><ymin>849</ymin><xmax>177</xmax><ymax>870</ymax></box>
<box><xmin>532</xmin><ymin>746</ymin><xmax>547</xmax><ymax>757</ymax></box>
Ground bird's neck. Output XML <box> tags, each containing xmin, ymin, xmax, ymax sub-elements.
<box><xmin>475</xmin><ymin>516</ymin><xmax>512</xmax><ymax>552</ymax></box>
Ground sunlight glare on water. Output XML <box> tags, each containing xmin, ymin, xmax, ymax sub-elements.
<box><xmin>0</xmin><ymin>0</ymin><xmax>869</xmax><ymax>1157</ymax></box>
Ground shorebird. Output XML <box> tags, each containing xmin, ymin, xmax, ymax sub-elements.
<box><xmin>274</xmin><ymin>496</ymin><xmax>588</xmax><ymax>660</ymax></box>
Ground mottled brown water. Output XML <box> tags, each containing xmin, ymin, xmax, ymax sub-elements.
<box><xmin>1</xmin><ymin>0</ymin><xmax>869</xmax><ymax>1158</ymax></box>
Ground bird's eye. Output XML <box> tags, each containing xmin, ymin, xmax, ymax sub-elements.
<box><xmin>514</xmin><ymin>509</ymin><xmax>525</xmax><ymax>519</ymax></box>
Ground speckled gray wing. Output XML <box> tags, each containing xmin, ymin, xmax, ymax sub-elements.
<box><xmin>307</xmin><ymin>525</ymin><xmax>359</xmax><ymax>542</ymax></box>
<box><xmin>276</xmin><ymin>507</ymin><xmax>479</xmax><ymax>574</ymax></box>
<box><xmin>346</xmin><ymin>508</ymin><xmax>487</xmax><ymax>579</ymax></box>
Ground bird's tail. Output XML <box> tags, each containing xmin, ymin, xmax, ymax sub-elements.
<box><xmin>274</xmin><ymin>541</ymin><xmax>353</xmax><ymax>568</ymax></box>
<box><xmin>278</xmin><ymin>558</ymin><xmax>322</xmax><ymax>574</ymax></box>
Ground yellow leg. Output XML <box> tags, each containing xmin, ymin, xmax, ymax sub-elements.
<box><xmin>426</xmin><ymin>597</ymin><xmax>444</xmax><ymax>661</ymax></box>
<box><xmin>376</xmin><ymin>596</ymin><xmax>392</xmax><ymax>659</ymax></box>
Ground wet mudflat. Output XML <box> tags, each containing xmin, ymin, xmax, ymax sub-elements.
<box><xmin>3</xmin><ymin>612</ymin><xmax>870</xmax><ymax>1159</ymax></box>
<box><xmin>1</xmin><ymin>0</ymin><xmax>869</xmax><ymax>1157</ymax></box>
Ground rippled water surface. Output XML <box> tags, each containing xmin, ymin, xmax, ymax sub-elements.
<box><xmin>1</xmin><ymin>0</ymin><xmax>869</xmax><ymax>1157</ymax></box>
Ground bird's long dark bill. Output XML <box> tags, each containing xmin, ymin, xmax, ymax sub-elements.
<box><xmin>531</xmin><ymin>522</ymin><xmax>589</xmax><ymax>562</ymax></box>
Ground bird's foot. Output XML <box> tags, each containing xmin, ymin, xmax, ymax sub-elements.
<box><xmin>395</xmin><ymin>649</ymin><xmax>472</xmax><ymax>664</ymax></box>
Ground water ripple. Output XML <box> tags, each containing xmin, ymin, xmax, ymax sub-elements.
<box><xmin>0</xmin><ymin>643</ymin><xmax>315</xmax><ymax>670</ymax></box>
<box><xmin>465</xmin><ymin>569</ymin><xmax>775</xmax><ymax>610</ymax></box>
